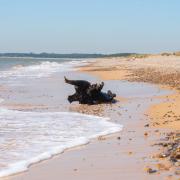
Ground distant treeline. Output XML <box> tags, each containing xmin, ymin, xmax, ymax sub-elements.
<box><xmin>0</xmin><ymin>53</ymin><xmax>137</xmax><ymax>59</ymax></box>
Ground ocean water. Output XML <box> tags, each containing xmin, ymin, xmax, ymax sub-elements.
<box><xmin>0</xmin><ymin>57</ymin><xmax>122</xmax><ymax>178</ymax></box>
<box><xmin>0</xmin><ymin>57</ymin><xmax>89</xmax><ymax>79</ymax></box>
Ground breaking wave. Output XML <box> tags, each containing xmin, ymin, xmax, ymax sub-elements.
<box><xmin>0</xmin><ymin>60</ymin><xmax>89</xmax><ymax>79</ymax></box>
<box><xmin>0</xmin><ymin>108</ymin><xmax>122</xmax><ymax>178</ymax></box>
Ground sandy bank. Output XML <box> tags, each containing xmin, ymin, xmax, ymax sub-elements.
<box><xmin>80</xmin><ymin>55</ymin><xmax>180</xmax><ymax>89</ymax></box>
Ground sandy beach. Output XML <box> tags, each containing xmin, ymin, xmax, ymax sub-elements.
<box><xmin>2</xmin><ymin>54</ymin><xmax>179</xmax><ymax>180</ymax></box>
<box><xmin>1</xmin><ymin>0</ymin><xmax>180</xmax><ymax>179</ymax></box>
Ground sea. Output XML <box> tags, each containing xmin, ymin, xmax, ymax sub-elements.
<box><xmin>0</xmin><ymin>57</ymin><xmax>123</xmax><ymax>178</ymax></box>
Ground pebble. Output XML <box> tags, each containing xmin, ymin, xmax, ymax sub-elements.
<box><xmin>146</xmin><ymin>168</ymin><xmax>157</xmax><ymax>174</ymax></box>
<box><xmin>144</xmin><ymin>124</ymin><xmax>149</xmax><ymax>127</ymax></box>
<box><xmin>158</xmin><ymin>153</ymin><xmax>169</xmax><ymax>158</ymax></box>
<box><xmin>144</xmin><ymin>132</ymin><xmax>148</xmax><ymax>136</ymax></box>
<box><xmin>175</xmin><ymin>162</ymin><xmax>180</xmax><ymax>167</ymax></box>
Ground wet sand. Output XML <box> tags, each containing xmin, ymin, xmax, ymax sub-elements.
<box><xmin>4</xmin><ymin>55</ymin><xmax>180</xmax><ymax>180</ymax></box>
<box><xmin>80</xmin><ymin>54</ymin><xmax>180</xmax><ymax>178</ymax></box>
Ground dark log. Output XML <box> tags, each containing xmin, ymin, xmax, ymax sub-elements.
<box><xmin>64</xmin><ymin>77</ymin><xmax>116</xmax><ymax>104</ymax></box>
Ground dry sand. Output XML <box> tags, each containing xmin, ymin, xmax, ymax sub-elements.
<box><xmin>6</xmin><ymin>54</ymin><xmax>180</xmax><ymax>180</ymax></box>
<box><xmin>81</xmin><ymin>55</ymin><xmax>180</xmax><ymax>89</ymax></box>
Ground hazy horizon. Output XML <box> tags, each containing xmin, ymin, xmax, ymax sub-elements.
<box><xmin>1</xmin><ymin>0</ymin><xmax>180</xmax><ymax>54</ymax></box>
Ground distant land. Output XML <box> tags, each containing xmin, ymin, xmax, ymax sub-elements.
<box><xmin>0</xmin><ymin>52</ymin><xmax>179</xmax><ymax>59</ymax></box>
<box><xmin>0</xmin><ymin>53</ymin><xmax>137</xmax><ymax>59</ymax></box>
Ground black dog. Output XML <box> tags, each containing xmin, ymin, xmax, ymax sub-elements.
<box><xmin>64</xmin><ymin>77</ymin><xmax>116</xmax><ymax>104</ymax></box>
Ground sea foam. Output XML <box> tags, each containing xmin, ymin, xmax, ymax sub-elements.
<box><xmin>0</xmin><ymin>60</ymin><xmax>89</xmax><ymax>79</ymax></box>
<box><xmin>0</xmin><ymin>109</ymin><xmax>122</xmax><ymax>178</ymax></box>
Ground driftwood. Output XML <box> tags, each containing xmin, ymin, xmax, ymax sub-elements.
<box><xmin>64</xmin><ymin>77</ymin><xmax>116</xmax><ymax>104</ymax></box>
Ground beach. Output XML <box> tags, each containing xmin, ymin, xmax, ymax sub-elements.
<box><xmin>1</xmin><ymin>0</ymin><xmax>180</xmax><ymax>179</ymax></box>
<box><xmin>0</xmin><ymin>54</ymin><xmax>177</xmax><ymax>180</ymax></box>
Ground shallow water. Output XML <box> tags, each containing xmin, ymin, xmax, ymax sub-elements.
<box><xmin>0</xmin><ymin>57</ymin><xmax>89</xmax><ymax>85</ymax></box>
<box><xmin>0</xmin><ymin>58</ymin><xmax>122</xmax><ymax>178</ymax></box>
<box><xmin>0</xmin><ymin>108</ymin><xmax>122</xmax><ymax>178</ymax></box>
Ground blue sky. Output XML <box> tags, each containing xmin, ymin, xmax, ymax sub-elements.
<box><xmin>0</xmin><ymin>0</ymin><xmax>180</xmax><ymax>53</ymax></box>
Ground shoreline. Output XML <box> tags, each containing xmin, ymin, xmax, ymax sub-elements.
<box><xmin>7</xmin><ymin>92</ymin><xmax>166</xmax><ymax>180</ymax></box>
<box><xmin>79</xmin><ymin>55</ymin><xmax>180</xmax><ymax>176</ymax></box>
<box><xmin>5</xmin><ymin>55</ymin><xmax>180</xmax><ymax>179</ymax></box>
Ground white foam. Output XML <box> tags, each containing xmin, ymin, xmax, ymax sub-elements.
<box><xmin>0</xmin><ymin>60</ymin><xmax>89</xmax><ymax>79</ymax></box>
<box><xmin>0</xmin><ymin>109</ymin><xmax>122</xmax><ymax>178</ymax></box>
